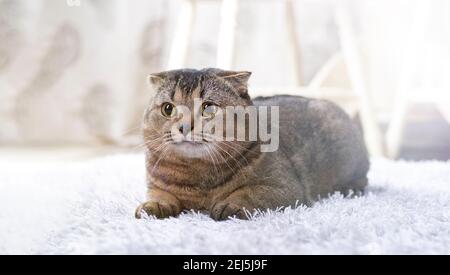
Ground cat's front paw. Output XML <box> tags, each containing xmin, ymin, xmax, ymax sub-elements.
<box><xmin>135</xmin><ymin>200</ymin><xmax>181</xmax><ymax>219</ymax></box>
<box><xmin>210</xmin><ymin>201</ymin><xmax>251</xmax><ymax>221</ymax></box>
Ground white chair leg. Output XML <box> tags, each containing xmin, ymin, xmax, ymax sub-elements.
<box><xmin>308</xmin><ymin>52</ymin><xmax>343</xmax><ymax>89</ymax></box>
<box><xmin>385</xmin><ymin>102</ymin><xmax>409</xmax><ymax>159</ymax></box>
<box><xmin>216</xmin><ymin>0</ymin><xmax>239</xmax><ymax>69</ymax></box>
<box><xmin>386</xmin><ymin>1</ymin><xmax>428</xmax><ymax>158</ymax></box>
<box><xmin>286</xmin><ymin>0</ymin><xmax>303</xmax><ymax>86</ymax></box>
<box><xmin>167</xmin><ymin>0</ymin><xmax>197</xmax><ymax>70</ymax></box>
<box><xmin>336</xmin><ymin>7</ymin><xmax>385</xmax><ymax>157</ymax></box>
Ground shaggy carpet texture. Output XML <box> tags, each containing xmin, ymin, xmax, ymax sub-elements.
<box><xmin>0</xmin><ymin>154</ymin><xmax>449</xmax><ymax>255</ymax></box>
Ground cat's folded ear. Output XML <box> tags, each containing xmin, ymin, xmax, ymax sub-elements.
<box><xmin>148</xmin><ymin>72</ymin><xmax>168</xmax><ymax>90</ymax></box>
<box><xmin>217</xmin><ymin>70</ymin><xmax>252</xmax><ymax>98</ymax></box>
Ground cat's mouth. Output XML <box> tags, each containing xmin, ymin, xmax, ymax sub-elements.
<box><xmin>169</xmin><ymin>132</ymin><xmax>210</xmax><ymax>145</ymax></box>
<box><xmin>168</xmin><ymin>139</ymin><xmax>210</xmax><ymax>159</ymax></box>
<box><xmin>175</xmin><ymin>140</ymin><xmax>204</xmax><ymax>146</ymax></box>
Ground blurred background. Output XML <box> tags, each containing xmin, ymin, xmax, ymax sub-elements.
<box><xmin>0</xmin><ymin>0</ymin><xmax>449</xmax><ymax>162</ymax></box>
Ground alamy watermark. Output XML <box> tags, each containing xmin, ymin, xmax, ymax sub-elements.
<box><xmin>166</xmin><ymin>99</ymin><xmax>279</xmax><ymax>153</ymax></box>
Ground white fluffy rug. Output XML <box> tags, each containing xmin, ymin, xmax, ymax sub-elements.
<box><xmin>0</xmin><ymin>154</ymin><xmax>449</xmax><ymax>255</ymax></box>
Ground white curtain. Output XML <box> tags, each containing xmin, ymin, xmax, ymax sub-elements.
<box><xmin>350</xmin><ymin>0</ymin><xmax>450</xmax><ymax>119</ymax></box>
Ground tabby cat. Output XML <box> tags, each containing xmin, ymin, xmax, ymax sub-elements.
<box><xmin>136</xmin><ymin>68</ymin><xmax>369</xmax><ymax>221</ymax></box>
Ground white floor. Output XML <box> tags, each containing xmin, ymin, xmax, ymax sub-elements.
<box><xmin>0</xmin><ymin>153</ymin><xmax>449</xmax><ymax>255</ymax></box>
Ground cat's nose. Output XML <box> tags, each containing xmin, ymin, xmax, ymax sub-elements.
<box><xmin>178</xmin><ymin>123</ymin><xmax>191</xmax><ymax>137</ymax></box>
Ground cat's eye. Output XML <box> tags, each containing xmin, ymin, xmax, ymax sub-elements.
<box><xmin>161</xmin><ymin>102</ymin><xmax>176</xmax><ymax>117</ymax></box>
<box><xmin>202</xmin><ymin>102</ymin><xmax>218</xmax><ymax>118</ymax></box>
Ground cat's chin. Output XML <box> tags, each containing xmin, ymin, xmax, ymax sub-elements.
<box><xmin>169</xmin><ymin>141</ymin><xmax>209</xmax><ymax>159</ymax></box>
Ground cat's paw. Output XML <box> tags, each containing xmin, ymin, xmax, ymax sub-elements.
<box><xmin>135</xmin><ymin>200</ymin><xmax>181</xmax><ymax>219</ymax></box>
<box><xmin>210</xmin><ymin>201</ymin><xmax>251</xmax><ymax>221</ymax></box>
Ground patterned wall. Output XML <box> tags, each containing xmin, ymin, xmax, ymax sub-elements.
<box><xmin>0</xmin><ymin>0</ymin><xmax>167</xmax><ymax>144</ymax></box>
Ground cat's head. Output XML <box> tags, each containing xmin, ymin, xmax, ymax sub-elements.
<box><xmin>143</xmin><ymin>68</ymin><xmax>253</xmax><ymax>159</ymax></box>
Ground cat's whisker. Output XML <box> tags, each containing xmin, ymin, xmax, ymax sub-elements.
<box><xmin>150</xmin><ymin>137</ymin><xmax>173</xmax><ymax>154</ymax></box>
<box><xmin>119</xmin><ymin>124</ymin><xmax>144</xmax><ymax>136</ymax></box>
<box><xmin>209</xmin><ymin>143</ymin><xmax>239</xmax><ymax>177</ymax></box>
<box><xmin>141</xmin><ymin>133</ymin><xmax>170</xmax><ymax>143</ymax></box>
<box><xmin>211</xmin><ymin>146</ymin><xmax>229</xmax><ymax>180</ymax></box>
<box><xmin>133</xmin><ymin>133</ymin><xmax>171</xmax><ymax>150</ymax></box>
<box><xmin>213</xmin><ymin>143</ymin><xmax>245</xmax><ymax>175</ymax></box>
<box><xmin>204</xmin><ymin>143</ymin><xmax>221</xmax><ymax>178</ymax></box>
<box><xmin>210</xmin><ymin>144</ymin><xmax>229</xmax><ymax>180</ymax></box>
<box><xmin>150</xmin><ymin>142</ymin><xmax>173</xmax><ymax>175</ymax></box>
<box><xmin>200</xmin><ymin>134</ymin><xmax>251</xmax><ymax>167</ymax></box>
<box><xmin>214</xmin><ymin>141</ymin><xmax>250</xmax><ymax>166</ymax></box>
<box><xmin>143</xmin><ymin>132</ymin><xmax>168</xmax><ymax>139</ymax></box>
<box><xmin>142</xmin><ymin>139</ymin><xmax>172</xmax><ymax>163</ymax></box>
<box><xmin>193</xmin><ymin>132</ymin><xmax>250</xmax><ymax>169</ymax></box>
